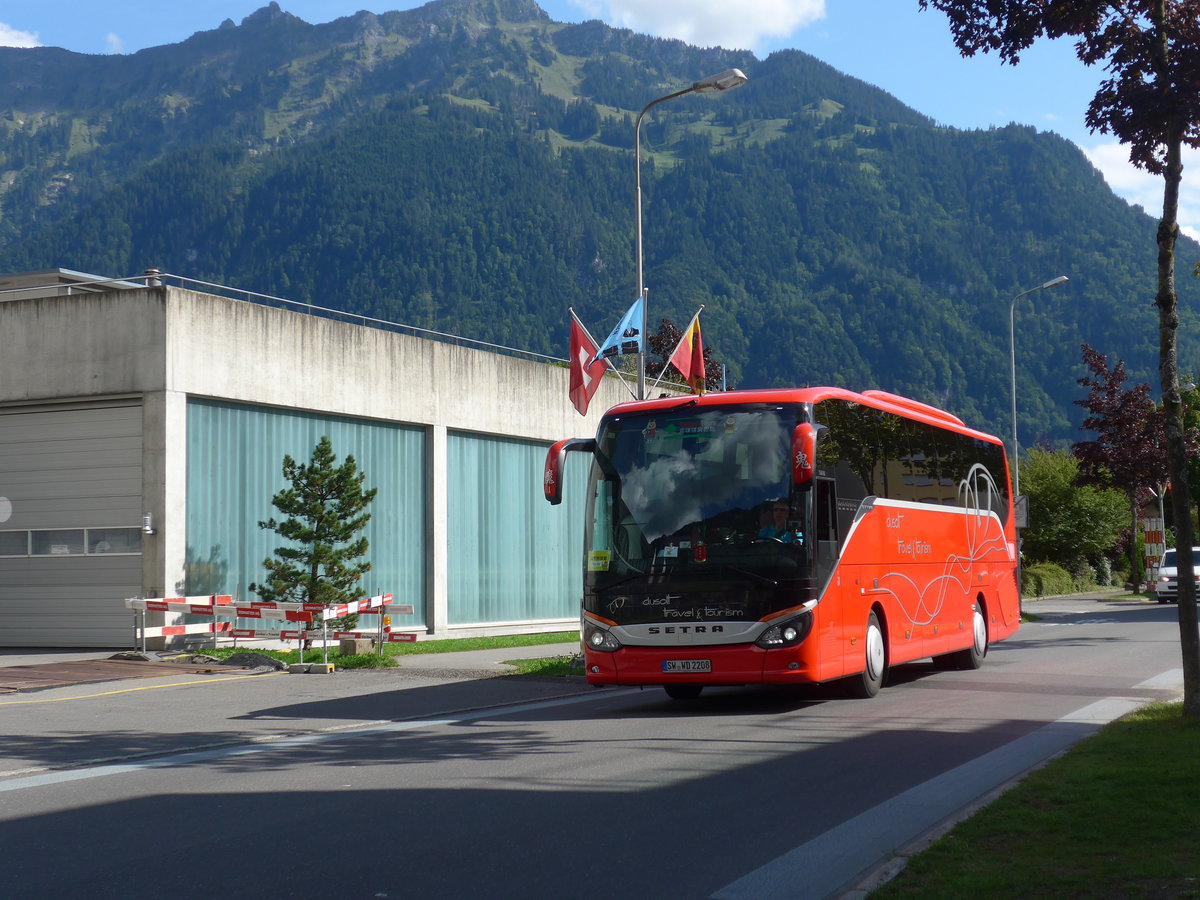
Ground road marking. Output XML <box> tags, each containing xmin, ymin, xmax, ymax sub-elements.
<box><xmin>1135</xmin><ymin>668</ymin><xmax>1183</xmax><ymax>691</ymax></box>
<box><xmin>712</xmin><ymin>691</ymin><xmax>1172</xmax><ymax>900</ymax></box>
<box><xmin>1032</xmin><ymin>619</ymin><xmax>1117</xmax><ymax>626</ymax></box>
<box><xmin>0</xmin><ymin>672</ymin><xmax>287</xmax><ymax>705</ymax></box>
<box><xmin>0</xmin><ymin>689</ymin><xmax>618</xmax><ymax>791</ymax></box>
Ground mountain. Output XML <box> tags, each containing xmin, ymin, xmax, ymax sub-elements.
<box><xmin>0</xmin><ymin>0</ymin><xmax>1195</xmax><ymax>444</ymax></box>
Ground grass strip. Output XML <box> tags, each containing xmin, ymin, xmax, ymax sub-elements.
<box><xmin>500</xmin><ymin>655</ymin><xmax>584</xmax><ymax>677</ymax></box>
<box><xmin>871</xmin><ymin>702</ymin><xmax>1200</xmax><ymax>899</ymax></box>
<box><xmin>382</xmin><ymin>631</ymin><xmax>578</xmax><ymax>656</ymax></box>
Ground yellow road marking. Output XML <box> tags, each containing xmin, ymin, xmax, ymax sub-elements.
<box><xmin>0</xmin><ymin>671</ymin><xmax>287</xmax><ymax>705</ymax></box>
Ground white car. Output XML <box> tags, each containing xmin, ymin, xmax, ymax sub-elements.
<box><xmin>1153</xmin><ymin>547</ymin><xmax>1200</xmax><ymax>603</ymax></box>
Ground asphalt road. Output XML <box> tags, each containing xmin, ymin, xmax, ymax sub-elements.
<box><xmin>0</xmin><ymin>596</ymin><xmax>1186</xmax><ymax>899</ymax></box>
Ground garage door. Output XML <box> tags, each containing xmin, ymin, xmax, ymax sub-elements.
<box><xmin>0</xmin><ymin>401</ymin><xmax>143</xmax><ymax>647</ymax></box>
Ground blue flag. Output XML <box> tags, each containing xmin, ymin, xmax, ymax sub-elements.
<box><xmin>591</xmin><ymin>296</ymin><xmax>644</xmax><ymax>365</ymax></box>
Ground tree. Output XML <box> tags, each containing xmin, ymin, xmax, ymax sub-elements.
<box><xmin>645</xmin><ymin>317</ymin><xmax>724</xmax><ymax>392</ymax></box>
<box><xmin>1072</xmin><ymin>344</ymin><xmax>1173</xmax><ymax>577</ymax></box>
<box><xmin>1021</xmin><ymin>447</ymin><xmax>1130</xmax><ymax>570</ymax></box>
<box><xmin>919</xmin><ymin>0</ymin><xmax>1200</xmax><ymax>714</ymax></box>
<box><xmin>250</xmin><ymin>436</ymin><xmax>377</xmax><ymax>637</ymax></box>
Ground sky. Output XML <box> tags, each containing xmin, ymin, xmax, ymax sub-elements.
<box><xmin>2</xmin><ymin>0</ymin><xmax>1198</xmax><ymax>239</ymax></box>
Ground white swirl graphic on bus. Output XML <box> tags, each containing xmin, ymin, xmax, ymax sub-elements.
<box><xmin>874</xmin><ymin>464</ymin><xmax>1008</xmax><ymax>627</ymax></box>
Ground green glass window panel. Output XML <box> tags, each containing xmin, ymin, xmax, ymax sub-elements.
<box><xmin>186</xmin><ymin>399</ymin><xmax>426</xmax><ymax>626</ymax></box>
<box><xmin>447</xmin><ymin>432</ymin><xmax>587</xmax><ymax>625</ymax></box>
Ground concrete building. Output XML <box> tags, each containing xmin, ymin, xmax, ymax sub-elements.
<box><xmin>0</xmin><ymin>270</ymin><xmax>628</xmax><ymax>647</ymax></box>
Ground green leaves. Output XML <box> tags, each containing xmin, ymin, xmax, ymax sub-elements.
<box><xmin>1020</xmin><ymin>448</ymin><xmax>1130</xmax><ymax>566</ymax></box>
<box><xmin>250</xmin><ymin>436</ymin><xmax>377</xmax><ymax>613</ymax></box>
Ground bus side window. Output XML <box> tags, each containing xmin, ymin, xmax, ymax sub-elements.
<box><xmin>816</xmin><ymin>478</ymin><xmax>838</xmax><ymax>544</ymax></box>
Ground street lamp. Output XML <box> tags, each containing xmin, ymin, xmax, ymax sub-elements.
<box><xmin>1009</xmin><ymin>275</ymin><xmax>1069</xmax><ymax>499</ymax></box>
<box><xmin>634</xmin><ymin>68</ymin><xmax>748</xmax><ymax>399</ymax></box>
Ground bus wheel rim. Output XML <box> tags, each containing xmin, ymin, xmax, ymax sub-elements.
<box><xmin>866</xmin><ymin>622</ymin><xmax>885</xmax><ymax>679</ymax></box>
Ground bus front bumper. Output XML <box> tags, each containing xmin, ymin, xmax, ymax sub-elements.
<box><xmin>584</xmin><ymin>643</ymin><xmax>819</xmax><ymax>686</ymax></box>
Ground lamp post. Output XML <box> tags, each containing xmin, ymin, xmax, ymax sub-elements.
<box><xmin>634</xmin><ymin>68</ymin><xmax>747</xmax><ymax>399</ymax></box>
<box><xmin>1008</xmin><ymin>275</ymin><xmax>1069</xmax><ymax>499</ymax></box>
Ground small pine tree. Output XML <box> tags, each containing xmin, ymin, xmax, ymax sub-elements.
<box><xmin>250</xmin><ymin>436</ymin><xmax>377</xmax><ymax>638</ymax></box>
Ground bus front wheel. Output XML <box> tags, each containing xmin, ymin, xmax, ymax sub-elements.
<box><xmin>847</xmin><ymin>611</ymin><xmax>887</xmax><ymax>698</ymax></box>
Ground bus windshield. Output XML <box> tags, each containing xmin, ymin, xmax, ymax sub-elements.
<box><xmin>585</xmin><ymin>404</ymin><xmax>809</xmax><ymax>588</ymax></box>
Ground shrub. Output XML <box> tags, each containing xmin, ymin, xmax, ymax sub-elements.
<box><xmin>1112</xmin><ymin>556</ymin><xmax>1132</xmax><ymax>587</ymax></box>
<box><xmin>1022</xmin><ymin>561</ymin><xmax>1074</xmax><ymax>598</ymax></box>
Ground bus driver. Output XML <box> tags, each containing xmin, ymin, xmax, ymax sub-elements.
<box><xmin>757</xmin><ymin>500</ymin><xmax>802</xmax><ymax>543</ymax></box>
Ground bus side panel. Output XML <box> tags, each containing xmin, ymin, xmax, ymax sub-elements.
<box><xmin>811</xmin><ymin>582</ymin><xmax>850</xmax><ymax>681</ymax></box>
<box><xmin>831</xmin><ymin>499</ymin><xmax>1017</xmax><ymax>672</ymax></box>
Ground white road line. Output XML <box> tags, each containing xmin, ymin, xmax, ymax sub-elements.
<box><xmin>1135</xmin><ymin>669</ymin><xmax>1184</xmax><ymax>691</ymax></box>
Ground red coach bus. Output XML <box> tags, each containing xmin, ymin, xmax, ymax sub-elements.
<box><xmin>544</xmin><ymin>387</ymin><xmax>1019</xmax><ymax>699</ymax></box>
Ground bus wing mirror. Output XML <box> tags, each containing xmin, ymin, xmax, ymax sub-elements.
<box><xmin>544</xmin><ymin>438</ymin><xmax>596</xmax><ymax>505</ymax></box>
<box><xmin>792</xmin><ymin>423</ymin><xmax>822</xmax><ymax>485</ymax></box>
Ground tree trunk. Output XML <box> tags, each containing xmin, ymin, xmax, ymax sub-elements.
<box><xmin>1130</xmin><ymin>492</ymin><xmax>1140</xmax><ymax>589</ymax></box>
<box><xmin>1156</xmin><ymin>121</ymin><xmax>1200</xmax><ymax>717</ymax></box>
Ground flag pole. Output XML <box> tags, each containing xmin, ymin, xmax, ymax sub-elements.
<box><xmin>650</xmin><ymin>305</ymin><xmax>704</xmax><ymax>393</ymax></box>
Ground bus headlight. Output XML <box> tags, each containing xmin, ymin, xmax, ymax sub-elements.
<box><xmin>755</xmin><ymin>611</ymin><xmax>814</xmax><ymax>649</ymax></box>
<box><xmin>585</xmin><ymin>623</ymin><xmax>622</xmax><ymax>652</ymax></box>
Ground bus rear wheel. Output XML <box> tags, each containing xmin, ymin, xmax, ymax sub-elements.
<box><xmin>664</xmin><ymin>684</ymin><xmax>704</xmax><ymax>700</ymax></box>
<box><xmin>942</xmin><ymin>604</ymin><xmax>988</xmax><ymax>670</ymax></box>
<box><xmin>847</xmin><ymin>611</ymin><xmax>886</xmax><ymax>698</ymax></box>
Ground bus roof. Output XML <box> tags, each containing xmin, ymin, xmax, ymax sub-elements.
<box><xmin>599</xmin><ymin>386</ymin><xmax>1005</xmax><ymax>447</ymax></box>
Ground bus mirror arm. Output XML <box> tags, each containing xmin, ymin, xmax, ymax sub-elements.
<box><xmin>544</xmin><ymin>438</ymin><xmax>597</xmax><ymax>505</ymax></box>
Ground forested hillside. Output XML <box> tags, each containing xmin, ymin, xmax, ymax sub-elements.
<box><xmin>0</xmin><ymin>0</ymin><xmax>1195</xmax><ymax>443</ymax></box>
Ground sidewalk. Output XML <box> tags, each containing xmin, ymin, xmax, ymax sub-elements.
<box><xmin>0</xmin><ymin>641</ymin><xmax>582</xmax><ymax>693</ymax></box>
<box><xmin>390</xmin><ymin>642</ymin><xmax>580</xmax><ymax>675</ymax></box>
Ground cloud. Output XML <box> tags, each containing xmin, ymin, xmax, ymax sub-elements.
<box><xmin>1083</xmin><ymin>141</ymin><xmax>1200</xmax><ymax>242</ymax></box>
<box><xmin>105</xmin><ymin>32</ymin><xmax>124</xmax><ymax>54</ymax></box>
<box><xmin>0</xmin><ymin>22</ymin><xmax>40</xmax><ymax>48</ymax></box>
<box><xmin>570</xmin><ymin>0</ymin><xmax>826</xmax><ymax>51</ymax></box>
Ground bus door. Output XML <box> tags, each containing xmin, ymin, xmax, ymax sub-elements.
<box><xmin>814</xmin><ymin>477</ymin><xmax>840</xmax><ymax>584</ymax></box>
<box><xmin>811</xmin><ymin>476</ymin><xmax>847</xmax><ymax>674</ymax></box>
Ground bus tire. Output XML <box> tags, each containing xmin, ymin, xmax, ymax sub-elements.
<box><xmin>946</xmin><ymin>603</ymin><xmax>988</xmax><ymax>670</ymax></box>
<box><xmin>664</xmin><ymin>684</ymin><xmax>703</xmax><ymax>700</ymax></box>
<box><xmin>848</xmin><ymin>611</ymin><xmax>886</xmax><ymax>698</ymax></box>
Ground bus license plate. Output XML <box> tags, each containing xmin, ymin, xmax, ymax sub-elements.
<box><xmin>662</xmin><ymin>659</ymin><xmax>711</xmax><ymax>673</ymax></box>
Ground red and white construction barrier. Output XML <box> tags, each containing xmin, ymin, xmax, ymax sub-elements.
<box><xmin>140</xmin><ymin>621</ymin><xmax>235</xmax><ymax>639</ymax></box>
<box><xmin>325</xmin><ymin>592</ymin><xmax>392</xmax><ymax>618</ymax></box>
<box><xmin>228</xmin><ymin>629</ymin><xmax>307</xmax><ymax>641</ymax></box>
<box><xmin>126</xmin><ymin>598</ymin><xmax>313</xmax><ymax>622</ymax></box>
<box><xmin>333</xmin><ymin>630</ymin><xmax>419</xmax><ymax>643</ymax></box>
<box><xmin>127</xmin><ymin>593</ymin><xmax>415</xmax><ymax>650</ymax></box>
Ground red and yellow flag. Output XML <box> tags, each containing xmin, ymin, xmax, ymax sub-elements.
<box><xmin>669</xmin><ymin>314</ymin><xmax>706</xmax><ymax>394</ymax></box>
